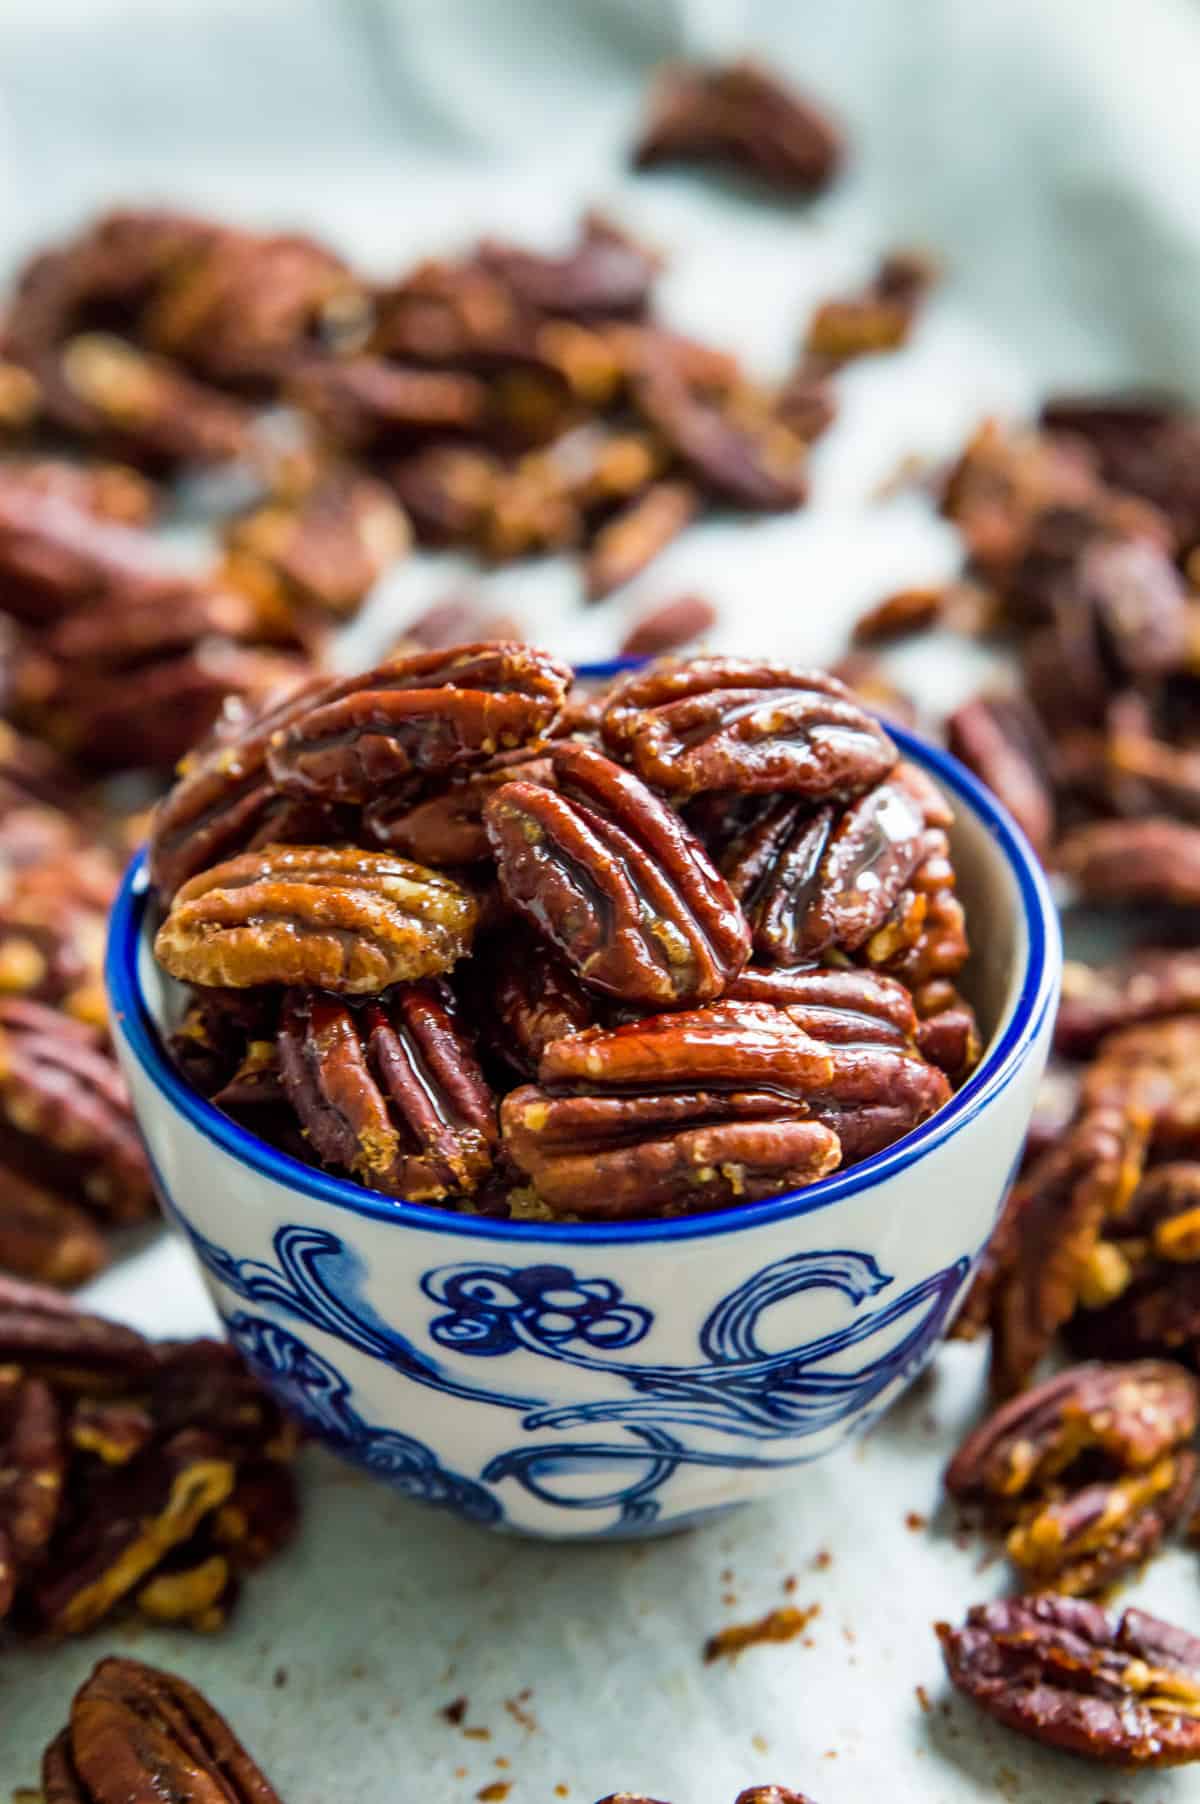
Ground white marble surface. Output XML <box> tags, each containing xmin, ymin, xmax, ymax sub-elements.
<box><xmin>2</xmin><ymin>4</ymin><xmax>1198</xmax><ymax>1797</ymax></box>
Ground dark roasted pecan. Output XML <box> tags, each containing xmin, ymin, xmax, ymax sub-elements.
<box><xmin>1069</xmin><ymin>1264</ymin><xmax>1200</xmax><ymax>1370</ymax></box>
<box><xmin>41</xmin><ymin>1655</ymin><xmax>285</xmax><ymax>1802</ymax></box>
<box><xmin>1082</xmin><ymin>1017</ymin><xmax>1200</xmax><ymax>1157</ymax></box>
<box><xmin>632</xmin><ymin>58</ymin><xmax>843</xmax><ymax>195</ymax></box>
<box><xmin>915</xmin><ymin>998</ymin><xmax>982</xmax><ymax>1085</ymax></box>
<box><xmin>484</xmin><ymin>740</ymin><xmax>751</xmax><ymax>1008</ymax></box>
<box><xmin>154</xmin><ymin>844</ymin><xmax>479</xmax><ymax>992</ymax></box>
<box><xmin>620</xmin><ymin>593</ymin><xmax>719</xmax><ymax>657</ymax></box>
<box><xmin>276</xmin><ymin>982</ymin><xmax>496</xmax><ymax>1199</ymax></box>
<box><xmin>947</xmin><ymin>693</ymin><xmax>1056</xmax><ymax>859</ymax></box>
<box><xmin>984</xmin><ymin>1105</ymin><xmax>1149</xmax><ymax>1397</ymax></box>
<box><xmin>601</xmin><ymin>657</ymin><xmax>896</xmax><ymax>800</ymax></box>
<box><xmin>937</xmin><ymin>1595</ymin><xmax>1200</xmax><ymax>1767</ymax></box>
<box><xmin>265</xmin><ymin>641</ymin><xmax>570</xmax><ymax>803</ymax></box>
<box><xmin>803</xmin><ymin>250</ymin><xmax>936</xmax><ymax>369</ymax></box>
<box><xmin>0</xmin><ymin>999</ymin><xmax>153</xmax><ymax>1225</ymax></box>
<box><xmin>946</xmin><ymin>1360</ymin><xmax>1199</xmax><ymax>1594</ymax></box>
<box><xmin>502</xmin><ymin>1003</ymin><xmax>841</xmax><ymax>1216</ymax></box>
<box><xmin>1042</xmin><ymin>392</ymin><xmax>1200</xmax><ymax>553</ymax></box>
<box><xmin>631</xmin><ymin>361</ymin><xmax>808</xmax><ymax>512</ymax></box>
<box><xmin>0</xmin><ymin>1369</ymin><xmax>64</xmax><ymax>1614</ymax></box>
<box><xmin>1057</xmin><ymin>818</ymin><xmax>1200</xmax><ymax>907</ymax></box>
<box><xmin>584</xmin><ymin>480</ymin><xmax>698</xmax><ymax>599</ymax></box>
<box><xmin>222</xmin><ymin>465</ymin><xmax>410</xmax><ymax>623</ymax></box>
<box><xmin>716</xmin><ymin>774</ymin><xmax>927</xmax><ymax>967</ymax></box>
<box><xmin>0</xmin><ymin>838</ymin><xmax>116</xmax><ymax>1027</ymax></box>
<box><xmin>0</xmin><ymin>1271</ymin><xmax>153</xmax><ymax>1386</ymax></box>
<box><xmin>0</xmin><ymin>1172</ymin><xmax>109</xmax><ymax>1287</ymax></box>
<box><xmin>1057</xmin><ymin>951</ymin><xmax>1200</xmax><ymax>1057</ymax></box>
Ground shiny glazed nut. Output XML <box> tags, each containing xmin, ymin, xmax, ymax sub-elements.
<box><xmin>265</xmin><ymin>641</ymin><xmax>571</xmax><ymax>802</ymax></box>
<box><xmin>153</xmin><ymin>844</ymin><xmax>479</xmax><ymax>992</ymax></box>
<box><xmin>726</xmin><ymin>964</ymin><xmax>919</xmax><ymax>1048</ymax></box>
<box><xmin>851</xmin><ymin>585</ymin><xmax>945</xmax><ymax>644</ymax></box>
<box><xmin>361</xmin><ymin>748</ymin><xmax>554</xmax><ymax>867</ymax></box>
<box><xmin>631</xmin><ymin>361</ymin><xmax>808</xmax><ymax>512</ymax></box>
<box><xmin>601</xmin><ymin>657</ymin><xmax>897</xmax><ymax>799</ymax></box>
<box><xmin>276</xmin><ymin>983</ymin><xmax>496</xmax><ymax>1199</ymax></box>
<box><xmin>619</xmin><ymin>593</ymin><xmax>719</xmax><ymax>657</ymax></box>
<box><xmin>937</xmin><ymin>1595</ymin><xmax>1200</xmax><ymax>1767</ymax></box>
<box><xmin>483</xmin><ymin>740</ymin><xmax>751</xmax><ymax>1008</ymax></box>
<box><xmin>42</xmin><ymin>1656</ymin><xmax>285</xmax><ymax>1803</ymax></box>
<box><xmin>0</xmin><ymin>1272</ymin><xmax>153</xmax><ymax>1384</ymax></box>
<box><xmin>478</xmin><ymin>920</ymin><xmax>595</xmax><ymax>1077</ymax></box>
<box><xmin>583</xmin><ymin>480</ymin><xmax>698</xmax><ymax>598</ymax></box>
<box><xmin>222</xmin><ymin>465</ymin><xmax>410</xmax><ymax>622</ymax></box>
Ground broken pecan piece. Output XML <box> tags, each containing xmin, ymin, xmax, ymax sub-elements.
<box><xmin>502</xmin><ymin>1003</ymin><xmax>841</xmax><ymax>1217</ymax></box>
<box><xmin>937</xmin><ymin>1595</ymin><xmax>1200</xmax><ymax>1767</ymax></box>
<box><xmin>946</xmin><ymin>1360</ymin><xmax>1200</xmax><ymax>1594</ymax></box>
<box><xmin>41</xmin><ymin>1655</ymin><xmax>285</xmax><ymax>1803</ymax></box>
<box><xmin>632</xmin><ymin>361</ymin><xmax>808</xmax><ymax>512</ymax></box>
<box><xmin>803</xmin><ymin>251</ymin><xmax>936</xmax><ymax>369</ymax></box>
<box><xmin>276</xmin><ymin>982</ymin><xmax>496</xmax><ymax>1199</ymax></box>
<box><xmin>601</xmin><ymin>657</ymin><xmax>897</xmax><ymax>800</ymax></box>
<box><xmin>632</xmin><ymin>59</ymin><xmax>843</xmax><ymax>196</ymax></box>
<box><xmin>483</xmin><ymin>740</ymin><xmax>751</xmax><ymax>1008</ymax></box>
<box><xmin>265</xmin><ymin>641</ymin><xmax>570</xmax><ymax>803</ymax></box>
<box><xmin>154</xmin><ymin>844</ymin><xmax>478</xmax><ymax>993</ymax></box>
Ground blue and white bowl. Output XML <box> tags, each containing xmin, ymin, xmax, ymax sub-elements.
<box><xmin>106</xmin><ymin>710</ymin><xmax>1061</xmax><ymax>1540</ymax></box>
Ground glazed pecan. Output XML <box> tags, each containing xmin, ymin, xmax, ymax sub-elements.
<box><xmin>1082</xmin><ymin>1017</ymin><xmax>1200</xmax><ymax>1157</ymax></box>
<box><xmin>631</xmin><ymin>361</ymin><xmax>808</xmax><ymax>512</ymax></box>
<box><xmin>0</xmin><ymin>999</ymin><xmax>153</xmax><ymax>1225</ymax></box>
<box><xmin>620</xmin><ymin>593</ymin><xmax>719</xmax><ymax>657</ymax></box>
<box><xmin>41</xmin><ymin>1656</ymin><xmax>284</xmax><ymax>1802</ymax></box>
<box><xmin>276</xmin><ymin>982</ymin><xmax>496</xmax><ymax>1199</ymax></box>
<box><xmin>0</xmin><ymin>455</ymin><xmax>156</xmax><ymax>527</ymax></box>
<box><xmin>0</xmin><ymin>838</ymin><xmax>116</xmax><ymax>1026</ymax></box>
<box><xmin>803</xmin><ymin>250</ymin><xmax>936</xmax><ymax>369</ymax></box>
<box><xmin>1069</xmin><ymin>1266</ymin><xmax>1200</xmax><ymax>1370</ymax></box>
<box><xmin>484</xmin><ymin>740</ymin><xmax>751</xmax><ymax>1008</ymax></box>
<box><xmin>154</xmin><ymin>845</ymin><xmax>479</xmax><ymax>993</ymax></box>
<box><xmin>387</xmin><ymin>443</ymin><xmax>500</xmax><ymax>545</ymax></box>
<box><xmin>0</xmin><ymin>1272</ymin><xmax>153</xmax><ymax>1386</ymax></box>
<box><xmin>1042</xmin><ymin>392</ymin><xmax>1200</xmax><ymax>553</ymax></box>
<box><xmin>937</xmin><ymin>1596</ymin><xmax>1200</xmax><ymax>1767</ymax></box>
<box><xmin>631</xmin><ymin>58</ymin><xmax>843</xmax><ymax>195</ymax></box>
<box><xmin>0</xmin><ymin>462</ymin><xmax>181</xmax><ymax>625</ymax></box>
<box><xmin>716</xmin><ymin>775</ymin><xmax>927</xmax><ymax>966</ymax></box>
<box><xmin>946</xmin><ymin>1360</ymin><xmax>1200</xmax><ymax>1594</ymax></box>
<box><xmin>222</xmin><ymin>465</ymin><xmax>410</xmax><ymax>623</ymax></box>
<box><xmin>851</xmin><ymin>585</ymin><xmax>945</xmax><ymax>646</ymax></box>
<box><xmin>361</xmin><ymin>748</ymin><xmax>551</xmax><ymax>867</ymax></box>
<box><xmin>477</xmin><ymin>211</ymin><xmax>660</xmax><ymax>320</ymax></box>
<box><xmin>290</xmin><ymin>355</ymin><xmax>489</xmax><ymax>453</ymax></box>
<box><xmin>861</xmin><ymin>824</ymin><xmax>969</xmax><ymax>997</ymax></box>
<box><xmin>0</xmin><ymin>1171</ymin><xmax>108</xmax><ymax>1288</ymax></box>
<box><xmin>265</xmin><ymin>641</ymin><xmax>570</xmax><ymax>803</ymax></box>
<box><xmin>601</xmin><ymin>657</ymin><xmax>897</xmax><ymax>800</ymax></box>
<box><xmin>1057</xmin><ymin>951</ymin><xmax>1200</xmax><ymax>1057</ymax></box>
<box><xmin>583</xmin><ymin>481</ymin><xmax>698</xmax><ymax>598</ymax></box>
<box><xmin>947</xmin><ymin>693</ymin><xmax>1056</xmax><ymax>860</ymax></box>
<box><xmin>915</xmin><ymin>999</ymin><xmax>982</xmax><ymax>1085</ymax></box>
<box><xmin>502</xmin><ymin>1003</ymin><xmax>841</xmax><ymax>1216</ymax></box>
<box><xmin>471</xmin><ymin>920</ymin><xmax>594</xmax><ymax>1078</ymax></box>
<box><xmin>726</xmin><ymin>964</ymin><xmax>919</xmax><ymax>1048</ymax></box>
<box><xmin>1057</xmin><ymin>818</ymin><xmax>1200</xmax><ymax>906</ymax></box>
<box><xmin>984</xmin><ymin>1105</ymin><xmax>1149</xmax><ymax>1398</ymax></box>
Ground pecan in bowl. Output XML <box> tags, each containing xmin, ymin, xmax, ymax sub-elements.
<box><xmin>106</xmin><ymin>647</ymin><xmax>1059</xmax><ymax>1537</ymax></box>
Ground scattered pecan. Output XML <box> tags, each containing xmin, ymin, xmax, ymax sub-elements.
<box><xmin>154</xmin><ymin>844</ymin><xmax>479</xmax><ymax>993</ymax></box>
<box><xmin>0</xmin><ymin>1174</ymin><xmax>108</xmax><ymax>1287</ymax></box>
<box><xmin>937</xmin><ymin>1595</ymin><xmax>1200</xmax><ymax>1767</ymax></box>
<box><xmin>1056</xmin><ymin>951</ymin><xmax>1200</xmax><ymax>1057</ymax></box>
<box><xmin>619</xmin><ymin>593</ymin><xmax>719</xmax><ymax>657</ymax></box>
<box><xmin>601</xmin><ymin>657</ymin><xmax>896</xmax><ymax>800</ymax></box>
<box><xmin>477</xmin><ymin>212</ymin><xmax>660</xmax><ymax>320</ymax></box>
<box><xmin>0</xmin><ymin>455</ymin><xmax>155</xmax><ymax>527</ymax></box>
<box><xmin>851</xmin><ymin>585</ymin><xmax>945</xmax><ymax>645</ymax></box>
<box><xmin>947</xmin><ymin>693</ymin><xmax>1056</xmax><ymax>859</ymax></box>
<box><xmin>387</xmin><ymin>443</ymin><xmax>500</xmax><ymax>544</ymax></box>
<box><xmin>1082</xmin><ymin>1017</ymin><xmax>1200</xmax><ymax>1157</ymax></box>
<box><xmin>222</xmin><ymin>465</ymin><xmax>410</xmax><ymax>623</ymax></box>
<box><xmin>983</xmin><ymin>1105</ymin><xmax>1148</xmax><ymax>1398</ymax></box>
<box><xmin>276</xmin><ymin>981</ymin><xmax>496</xmax><ymax>1199</ymax></box>
<box><xmin>41</xmin><ymin>1656</ymin><xmax>285</xmax><ymax>1802</ymax></box>
<box><xmin>264</xmin><ymin>642</ymin><xmax>571</xmax><ymax>803</ymax></box>
<box><xmin>632</xmin><ymin>360</ymin><xmax>808</xmax><ymax>512</ymax></box>
<box><xmin>632</xmin><ymin>58</ymin><xmax>843</xmax><ymax>195</ymax></box>
<box><xmin>804</xmin><ymin>251</ymin><xmax>936</xmax><ymax>369</ymax></box>
<box><xmin>501</xmin><ymin>1003</ymin><xmax>842</xmax><ymax>1216</ymax></box>
<box><xmin>290</xmin><ymin>355</ymin><xmax>490</xmax><ymax>454</ymax></box>
<box><xmin>1057</xmin><ymin>817</ymin><xmax>1200</xmax><ymax>906</ymax></box>
<box><xmin>1041</xmin><ymin>392</ymin><xmax>1200</xmax><ymax>553</ymax></box>
<box><xmin>946</xmin><ymin>1360</ymin><xmax>1200</xmax><ymax>1594</ymax></box>
<box><xmin>583</xmin><ymin>480</ymin><xmax>697</xmax><ymax>599</ymax></box>
<box><xmin>484</xmin><ymin>740</ymin><xmax>750</xmax><ymax>1008</ymax></box>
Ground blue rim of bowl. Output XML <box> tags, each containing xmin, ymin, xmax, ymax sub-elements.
<box><xmin>106</xmin><ymin>674</ymin><xmax>1061</xmax><ymax>1246</ymax></box>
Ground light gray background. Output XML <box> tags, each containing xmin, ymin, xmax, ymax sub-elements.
<box><xmin>1</xmin><ymin>5</ymin><xmax>1198</xmax><ymax>1798</ymax></box>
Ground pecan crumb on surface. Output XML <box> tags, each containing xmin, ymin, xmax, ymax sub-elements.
<box><xmin>703</xmin><ymin>1602</ymin><xmax>821</xmax><ymax>1662</ymax></box>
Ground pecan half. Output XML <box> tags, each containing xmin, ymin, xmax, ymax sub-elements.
<box><xmin>222</xmin><ymin>465</ymin><xmax>410</xmax><ymax>623</ymax></box>
<box><xmin>477</xmin><ymin>211</ymin><xmax>660</xmax><ymax>320</ymax></box>
<box><xmin>947</xmin><ymin>693</ymin><xmax>1056</xmax><ymax>859</ymax></box>
<box><xmin>1042</xmin><ymin>392</ymin><xmax>1200</xmax><ymax>553</ymax></box>
<box><xmin>154</xmin><ymin>844</ymin><xmax>479</xmax><ymax>992</ymax></box>
<box><xmin>0</xmin><ymin>1370</ymin><xmax>64</xmax><ymax>1615</ymax></box>
<box><xmin>1056</xmin><ymin>818</ymin><xmax>1200</xmax><ymax>907</ymax></box>
<box><xmin>276</xmin><ymin>982</ymin><xmax>496</xmax><ymax>1199</ymax></box>
<box><xmin>502</xmin><ymin>1004</ymin><xmax>841</xmax><ymax>1217</ymax></box>
<box><xmin>361</xmin><ymin>747</ymin><xmax>554</xmax><ymax>867</ymax></box>
<box><xmin>851</xmin><ymin>585</ymin><xmax>945</xmax><ymax>645</ymax></box>
<box><xmin>937</xmin><ymin>1596</ymin><xmax>1200</xmax><ymax>1767</ymax></box>
<box><xmin>0</xmin><ymin>1172</ymin><xmax>109</xmax><ymax>1287</ymax></box>
<box><xmin>984</xmin><ymin>1105</ymin><xmax>1149</xmax><ymax>1397</ymax></box>
<box><xmin>726</xmin><ymin>964</ymin><xmax>919</xmax><ymax>1048</ymax></box>
<box><xmin>1082</xmin><ymin>1017</ymin><xmax>1200</xmax><ymax>1157</ymax></box>
<box><xmin>716</xmin><ymin>775</ymin><xmax>927</xmax><ymax>966</ymax></box>
<box><xmin>265</xmin><ymin>641</ymin><xmax>570</xmax><ymax>803</ymax></box>
<box><xmin>631</xmin><ymin>361</ymin><xmax>808</xmax><ymax>512</ymax></box>
<box><xmin>41</xmin><ymin>1656</ymin><xmax>284</xmax><ymax>1802</ymax></box>
<box><xmin>471</xmin><ymin>920</ymin><xmax>595</xmax><ymax>1078</ymax></box>
<box><xmin>583</xmin><ymin>481</ymin><xmax>698</xmax><ymax>599</ymax></box>
<box><xmin>620</xmin><ymin>593</ymin><xmax>719</xmax><ymax>657</ymax></box>
<box><xmin>946</xmin><ymin>1360</ymin><xmax>1199</xmax><ymax>1594</ymax></box>
<box><xmin>1057</xmin><ymin>952</ymin><xmax>1200</xmax><ymax>1057</ymax></box>
<box><xmin>0</xmin><ymin>1272</ymin><xmax>153</xmax><ymax>1386</ymax></box>
<box><xmin>601</xmin><ymin>657</ymin><xmax>896</xmax><ymax>800</ymax></box>
<box><xmin>483</xmin><ymin>741</ymin><xmax>751</xmax><ymax>1008</ymax></box>
<box><xmin>632</xmin><ymin>58</ymin><xmax>843</xmax><ymax>195</ymax></box>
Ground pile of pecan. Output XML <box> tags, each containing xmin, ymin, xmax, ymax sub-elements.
<box><xmin>147</xmin><ymin>644</ymin><xmax>975</xmax><ymax>1221</ymax></box>
<box><xmin>0</xmin><ymin>1273</ymin><xmax>298</xmax><ymax>1642</ymax></box>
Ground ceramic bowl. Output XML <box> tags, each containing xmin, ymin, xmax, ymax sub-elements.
<box><xmin>106</xmin><ymin>704</ymin><xmax>1061</xmax><ymax>1540</ymax></box>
